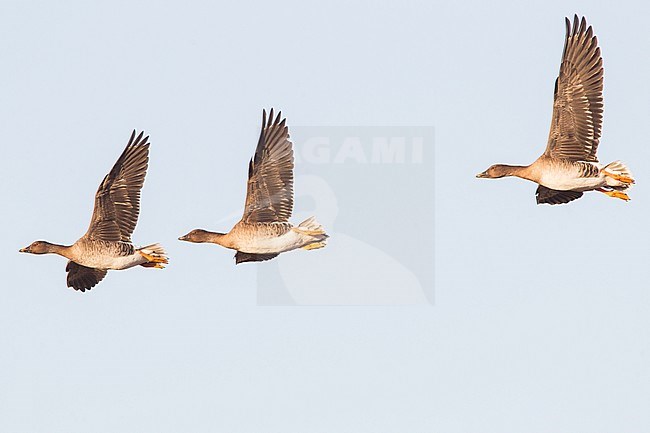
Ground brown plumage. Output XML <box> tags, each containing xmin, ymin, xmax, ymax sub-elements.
<box><xmin>243</xmin><ymin>109</ymin><xmax>295</xmax><ymax>224</ymax></box>
<box><xmin>86</xmin><ymin>132</ymin><xmax>150</xmax><ymax>242</ymax></box>
<box><xmin>66</xmin><ymin>261</ymin><xmax>107</xmax><ymax>291</ymax></box>
<box><xmin>546</xmin><ymin>15</ymin><xmax>603</xmax><ymax>163</ymax></box>
<box><xmin>477</xmin><ymin>16</ymin><xmax>634</xmax><ymax>205</ymax></box>
<box><xmin>20</xmin><ymin>131</ymin><xmax>167</xmax><ymax>292</ymax></box>
<box><xmin>179</xmin><ymin>109</ymin><xmax>328</xmax><ymax>263</ymax></box>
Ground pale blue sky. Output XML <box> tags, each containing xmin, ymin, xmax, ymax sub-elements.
<box><xmin>1</xmin><ymin>0</ymin><xmax>649</xmax><ymax>432</ymax></box>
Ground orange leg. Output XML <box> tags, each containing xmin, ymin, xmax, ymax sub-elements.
<box><xmin>292</xmin><ymin>227</ymin><xmax>326</xmax><ymax>236</ymax></box>
<box><xmin>139</xmin><ymin>251</ymin><xmax>169</xmax><ymax>268</ymax></box>
<box><xmin>596</xmin><ymin>188</ymin><xmax>630</xmax><ymax>201</ymax></box>
<box><xmin>302</xmin><ymin>241</ymin><xmax>327</xmax><ymax>250</ymax></box>
<box><xmin>140</xmin><ymin>262</ymin><xmax>166</xmax><ymax>269</ymax></box>
<box><xmin>602</xmin><ymin>170</ymin><xmax>635</xmax><ymax>185</ymax></box>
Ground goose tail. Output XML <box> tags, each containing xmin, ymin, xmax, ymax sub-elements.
<box><xmin>295</xmin><ymin>216</ymin><xmax>329</xmax><ymax>250</ymax></box>
<box><xmin>138</xmin><ymin>243</ymin><xmax>169</xmax><ymax>268</ymax></box>
<box><xmin>603</xmin><ymin>161</ymin><xmax>635</xmax><ymax>190</ymax></box>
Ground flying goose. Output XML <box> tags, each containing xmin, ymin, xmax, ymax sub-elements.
<box><xmin>179</xmin><ymin>109</ymin><xmax>328</xmax><ymax>263</ymax></box>
<box><xmin>20</xmin><ymin>131</ymin><xmax>168</xmax><ymax>291</ymax></box>
<box><xmin>477</xmin><ymin>15</ymin><xmax>634</xmax><ymax>205</ymax></box>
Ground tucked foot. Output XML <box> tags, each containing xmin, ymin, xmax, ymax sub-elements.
<box><xmin>139</xmin><ymin>251</ymin><xmax>169</xmax><ymax>268</ymax></box>
<box><xmin>293</xmin><ymin>227</ymin><xmax>328</xmax><ymax>236</ymax></box>
<box><xmin>139</xmin><ymin>260</ymin><xmax>167</xmax><ymax>269</ymax></box>
<box><xmin>602</xmin><ymin>171</ymin><xmax>635</xmax><ymax>185</ymax></box>
<box><xmin>139</xmin><ymin>251</ymin><xmax>169</xmax><ymax>263</ymax></box>
<box><xmin>597</xmin><ymin>188</ymin><xmax>630</xmax><ymax>201</ymax></box>
<box><xmin>302</xmin><ymin>241</ymin><xmax>327</xmax><ymax>250</ymax></box>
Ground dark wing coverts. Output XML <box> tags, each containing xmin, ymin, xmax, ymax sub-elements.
<box><xmin>241</xmin><ymin>109</ymin><xmax>294</xmax><ymax>224</ymax></box>
<box><xmin>536</xmin><ymin>185</ymin><xmax>583</xmax><ymax>205</ymax></box>
<box><xmin>235</xmin><ymin>252</ymin><xmax>280</xmax><ymax>264</ymax></box>
<box><xmin>66</xmin><ymin>261</ymin><xmax>107</xmax><ymax>292</ymax></box>
<box><xmin>85</xmin><ymin>131</ymin><xmax>150</xmax><ymax>242</ymax></box>
<box><xmin>544</xmin><ymin>15</ymin><xmax>603</xmax><ymax>162</ymax></box>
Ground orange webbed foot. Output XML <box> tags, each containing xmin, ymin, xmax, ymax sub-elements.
<box><xmin>139</xmin><ymin>251</ymin><xmax>169</xmax><ymax>268</ymax></box>
<box><xmin>602</xmin><ymin>171</ymin><xmax>635</xmax><ymax>185</ymax></box>
<box><xmin>597</xmin><ymin>188</ymin><xmax>630</xmax><ymax>201</ymax></box>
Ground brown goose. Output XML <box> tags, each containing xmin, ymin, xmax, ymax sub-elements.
<box><xmin>19</xmin><ymin>131</ymin><xmax>168</xmax><ymax>292</ymax></box>
<box><xmin>179</xmin><ymin>109</ymin><xmax>328</xmax><ymax>264</ymax></box>
<box><xmin>477</xmin><ymin>15</ymin><xmax>634</xmax><ymax>205</ymax></box>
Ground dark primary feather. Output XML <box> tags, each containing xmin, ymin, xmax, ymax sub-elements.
<box><xmin>241</xmin><ymin>109</ymin><xmax>294</xmax><ymax>224</ymax></box>
<box><xmin>85</xmin><ymin>130</ymin><xmax>150</xmax><ymax>242</ymax></box>
<box><xmin>536</xmin><ymin>185</ymin><xmax>584</xmax><ymax>205</ymax></box>
<box><xmin>66</xmin><ymin>261</ymin><xmax>107</xmax><ymax>292</ymax></box>
<box><xmin>235</xmin><ymin>251</ymin><xmax>280</xmax><ymax>264</ymax></box>
<box><xmin>544</xmin><ymin>15</ymin><xmax>603</xmax><ymax>162</ymax></box>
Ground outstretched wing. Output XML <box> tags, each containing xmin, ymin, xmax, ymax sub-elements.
<box><xmin>66</xmin><ymin>261</ymin><xmax>107</xmax><ymax>292</ymax></box>
<box><xmin>234</xmin><ymin>251</ymin><xmax>279</xmax><ymax>264</ymax></box>
<box><xmin>536</xmin><ymin>185</ymin><xmax>583</xmax><ymax>205</ymax></box>
<box><xmin>85</xmin><ymin>131</ymin><xmax>150</xmax><ymax>242</ymax></box>
<box><xmin>544</xmin><ymin>15</ymin><xmax>603</xmax><ymax>162</ymax></box>
<box><xmin>241</xmin><ymin>109</ymin><xmax>294</xmax><ymax>223</ymax></box>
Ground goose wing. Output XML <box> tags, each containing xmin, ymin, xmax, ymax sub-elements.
<box><xmin>544</xmin><ymin>15</ymin><xmax>603</xmax><ymax>162</ymax></box>
<box><xmin>535</xmin><ymin>185</ymin><xmax>583</xmax><ymax>205</ymax></box>
<box><xmin>234</xmin><ymin>251</ymin><xmax>280</xmax><ymax>264</ymax></box>
<box><xmin>85</xmin><ymin>130</ymin><xmax>150</xmax><ymax>242</ymax></box>
<box><xmin>241</xmin><ymin>109</ymin><xmax>294</xmax><ymax>223</ymax></box>
<box><xmin>66</xmin><ymin>261</ymin><xmax>107</xmax><ymax>292</ymax></box>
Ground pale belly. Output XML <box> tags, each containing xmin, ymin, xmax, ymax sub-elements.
<box><xmin>538</xmin><ymin>164</ymin><xmax>605</xmax><ymax>192</ymax></box>
<box><xmin>74</xmin><ymin>253</ymin><xmax>146</xmax><ymax>271</ymax></box>
<box><xmin>235</xmin><ymin>230</ymin><xmax>306</xmax><ymax>254</ymax></box>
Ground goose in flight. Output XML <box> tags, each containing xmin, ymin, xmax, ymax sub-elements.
<box><xmin>477</xmin><ymin>15</ymin><xmax>634</xmax><ymax>205</ymax></box>
<box><xmin>20</xmin><ymin>131</ymin><xmax>168</xmax><ymax>292</ymax></box>
<box><xmin>179</xmin><ymin>109</ymin><xmax>328</xmax><ymax>263</ymax></box>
